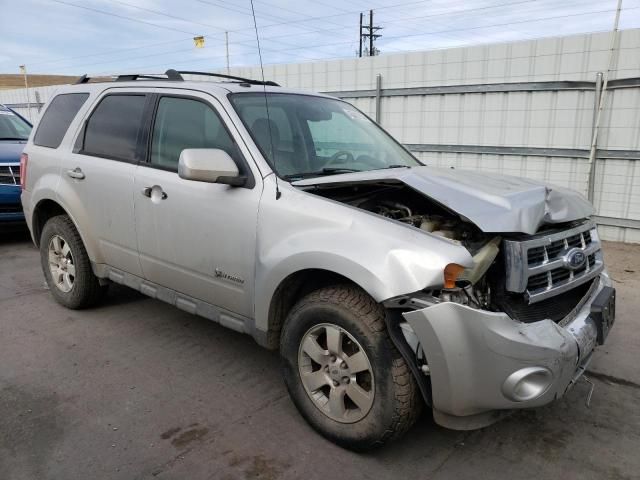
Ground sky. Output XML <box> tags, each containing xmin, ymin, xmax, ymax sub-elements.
<box><xmin>0</xmin><ymin>0</ymin><xmax>639</xmax><ymax>76</ymax></box>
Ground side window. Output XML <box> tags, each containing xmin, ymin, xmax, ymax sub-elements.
<box><xmin>33</xmin><ymin>93</ymin><xmax>89</xmax><ymax>148</ymax></box>
<box><xmin>150</xmin><ymin>97</ymin><xmax>241</xmax><ymax>171</ymax></box>
<box><xmin>82</xmin><ymin>94</ymin><xmax>146</xmax><ymax>162</ymax></box>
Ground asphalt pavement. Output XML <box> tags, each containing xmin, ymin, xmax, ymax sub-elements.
<box><xmin>1</xmin><ymin>227</ymin><xmax>639</xmax><ymax>480</ymax></box>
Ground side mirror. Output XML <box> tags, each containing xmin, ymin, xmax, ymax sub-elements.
<box><xmin>178</xmin><ymin>149</ymin><xmax>246</xmax><ymax>186</ymax></box>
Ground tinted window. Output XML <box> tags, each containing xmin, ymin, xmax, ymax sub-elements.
<box><xmin>150</xmin><ymin>97</ymin><xmax>241</xmax><ymax>170</ymax></box>
<box><xmin>33</xmin><ymin>93</ymin><xmax>88</xmax><ymax>148</ymax></box>
<box><xmin>83</xmin><ymin>95</ymin><xmax>146</xmax><ymax>161</ymax></box>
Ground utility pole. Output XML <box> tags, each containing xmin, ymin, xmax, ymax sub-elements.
<box><xmin>359</xmin><ymin>13</ymin><xmax>363</xmax><ymax>58</ymax></box>
<box><xmin>19</xmin><ymin>65</ymin><xmax>32</xmax><ymax>121</ymax></box>
<box><xmin>586</xmin><ymin>0</ymin><xmax>623</xmax><ymax>202</ymax></box>
<box><xmin>359</xmin><ymin>9</ymin><xmax>382</xmax><ymax>57</ymax></box>
<box><xmin>369</xmin><ymin>10</ymin><xmax>374</xmax><ymax>56</ymax></box>
<box><xmin>225</xmin><ymin>31</ymin><xmax>230</xmax><ymax>74</ymax></box>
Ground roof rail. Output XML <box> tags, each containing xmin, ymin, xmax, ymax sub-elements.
<box><xmin>177</xmin><ymin>70</ymin><xmax>279</xmax><ymax>87</ymax></box>
<box><xmin>72</xmin><ymin>69</ymin><xmax>277</xmax><ymax>86</ymax></box>
<box><xmin>116</xmin><ymin>69</ymin><xmax>183</xmax><ymax>82</ymax></box>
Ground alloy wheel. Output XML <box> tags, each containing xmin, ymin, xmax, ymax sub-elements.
<box><xmin>47</xmin><ymin>234</ymin><xmax>76</xmax><ymax>293</ymax></box>
<box><xmin>298</xmin><ymin>323</ymin><xmax>375</xmax><ymax>423</ymax></box>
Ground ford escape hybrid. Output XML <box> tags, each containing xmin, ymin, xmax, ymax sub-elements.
<box><xmin>21</xmin><ymin>70</ymin><xmax>616</xmax><ymax>450</ymax></box>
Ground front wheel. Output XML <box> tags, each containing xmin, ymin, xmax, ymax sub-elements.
<box><xmin>40</xmin><ymin>215</ymin><xmax>107</xmax><ymax>309</ymax></box>
<box><xmin>280</xmin><ymin>285</ymin><xmax>422</xmax><ymax>451</ymax></box>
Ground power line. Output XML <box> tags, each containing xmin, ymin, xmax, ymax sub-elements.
<box><xmin>50</xmin><ymin>0</ymin><xmax>198</xmax><ymax>35</ymax></box>
<box><xmin>104</xmin><ymin>0</ymin><xmax>306</xmax><ymax>51</ymax></box>
<box><xmin>45</xmin><ymin>0</ymin><xmax>318</xmax><ymax>70</ymax></box>
<box><xmin>22</xmin><ymin>0</ymin><xmax>636</xmax><ymax>75</ymax></box>
<box><xmin>39</xmin><ymin>0</ymin><xmax>526</xmax><ymax>71</ymax></box>
<box><xmin>12</xmin><ymin>0</ymin><xmax>443</xmax><ymax>69</ymax></box>
<box><xmin>104</xmin><ymin>0</ymin><xmax>235</xmax><ymax>34</ymax></box>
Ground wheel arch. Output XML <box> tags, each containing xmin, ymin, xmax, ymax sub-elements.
<box><xmin>261</xmin><ymin>268</ymin><xmax>369</xmax><ymax>350</ymax></box>
<box><xmin>32</xmin><ymin>198</ymin><xmax>68</xmax><ymax>247</ymax></box>
<box><xmin>31</xmin><ymin>199</ymin><xmax>97</xmax><ymax>265</ymax></box>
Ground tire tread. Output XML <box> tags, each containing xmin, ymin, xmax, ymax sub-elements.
<box><xmin>40</xmin><ymin>215</ymin><xmax>106</xmax><ymax>309</ymax></box>
<box><xmin>283</xmin><ymin>284</ymin><xmax>422</xmax><ymax>450</ymax></box>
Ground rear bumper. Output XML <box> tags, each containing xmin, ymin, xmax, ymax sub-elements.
<box><xmin>403</xmin><ymin>273</ymin><xmax>613</xmax><ymax>430</ymax></box>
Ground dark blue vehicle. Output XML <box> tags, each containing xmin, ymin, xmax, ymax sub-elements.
<box><xmin>0</xmin><ymin>104</ymin><xmax>32</xmax><ymax>225</ymax></box>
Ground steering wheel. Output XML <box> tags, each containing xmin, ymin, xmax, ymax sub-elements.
<box><xmin>325</xmin><ymin>150</ymin><xmax>354</xmax><ymax>167</ymax></box>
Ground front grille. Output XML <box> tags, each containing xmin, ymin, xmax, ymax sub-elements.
<box><xmin>527</xmin><ymin>253</ymin><xmax>596</xmax><ymax>290</ymax></box>
<box><xmin>0</xmin><ymin>164</ymin><xmax>21</xmax><ymax>186</ymax></box>
<box><xmin>503</xmin><ymin>221</ymin><xmax>604</xmax><ymax>304</ymax></box>
<box><xmin>0</xmin><ymin>204</ymin><xmax>23</xmax><ymax>214</ymax></box>
<box><xmin>527</xmin><ymin>230</ymin><xmax>591</xmax><ymax>265</ymax></box>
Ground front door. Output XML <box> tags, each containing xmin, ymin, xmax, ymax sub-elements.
<box><xmin>133</xmin><ymin>92</ymin><xmax>261</xmax><ymax>317</ymax></box>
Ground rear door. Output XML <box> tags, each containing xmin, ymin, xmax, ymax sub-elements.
<box><xmin>133</xmin><ymin>90</ymin><xmax>262</xmax><ymax>317</ymax></box>
<box><xmin>59</xmin><ymin>89</ymin><xmax>152</xmax><ymax>276</ymax></box>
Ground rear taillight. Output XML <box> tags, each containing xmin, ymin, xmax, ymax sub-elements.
<box><xmin>20</xmin><ymin>153</ymin><xmax>28</xmax><ymax>191</ymax></box>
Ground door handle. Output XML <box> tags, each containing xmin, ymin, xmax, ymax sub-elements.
<box><xmin>67</xmin><ymin>167</ymin><xmax>85</xmax><ymax>180</ymax></box>
<box><xmin>142</xmin><ymin>186</ymin><xmax>168</xmax><ymax>200</ymax></box>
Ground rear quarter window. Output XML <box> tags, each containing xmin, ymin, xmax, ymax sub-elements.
<box><xmin>33</xmin><ymin>93</ymin><xmax>89</xmax><ymax>148</ymax></box>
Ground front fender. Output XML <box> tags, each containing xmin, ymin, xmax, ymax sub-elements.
<box><xmin>254</xmin><ymin>177</ymin><xmax>473</xmax><ymax>331</ymax></box>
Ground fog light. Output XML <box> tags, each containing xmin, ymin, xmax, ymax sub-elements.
<box><xmin>502</xmin><ymin>367</ymin><xmax>553</xmax><ymax>402</ymax></box>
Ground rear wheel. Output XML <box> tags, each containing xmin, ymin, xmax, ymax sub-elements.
<box><xmin>280</xmin><ymin>285</ymin><xmax>422</xmax><ymax>451</ymax></box>
<box><xmin>40</xmin><ymin>215</ymin><xmax>107</xmax><ymax>309</ymax></box>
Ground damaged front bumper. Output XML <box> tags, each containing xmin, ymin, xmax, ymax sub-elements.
<box><xmin>402</xmin><ymin>273</ymin><xmax>615</xmax><ymax>430</ymax></box>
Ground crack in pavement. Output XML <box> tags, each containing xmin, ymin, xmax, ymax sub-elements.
<box><xmin>586</xmin><ymin>370</ymin><xmax>640</xmax><ymax>390</ymax></box>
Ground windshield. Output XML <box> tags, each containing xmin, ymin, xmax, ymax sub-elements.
<box><xmin>229</xmin><ymin>93</ymin><xmax>421</xmax><ymax>180</ymax></box>
<box><xmin>0</xmin><ymin>108</ymin><xmax>31</xmax><ymax>141</ymax></box>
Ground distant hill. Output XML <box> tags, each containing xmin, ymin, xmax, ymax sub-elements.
<box><xmin>0</xmin><ymin>74</ymin><xmax>80</xmax><ymax>90</ymax></box>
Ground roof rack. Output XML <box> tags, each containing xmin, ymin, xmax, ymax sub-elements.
<box><xmin>176</xmin><ymin>70</ymin><xmax>279</xmax><ymax>87</ymax></box>
<box><xmin>116</xmin><ymin>69</ymin><xmax>183</xmax><ymax>82</ymax></box>
<box><xmin>73</xmin><ymin>69</ymin><xmax>183</xmax><ymax>85</ymax></box>
<box><xmin>73</xmin><ymin>69</ymin><xmax>279</xmax><ymax>87</ymax></box>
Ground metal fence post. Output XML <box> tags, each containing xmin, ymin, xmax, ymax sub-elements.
<box><xmin>375</xmin><ymin>74</ymin><xmax>382</xmax><ymax>123</ymax></box>
<box><xmin>587</xmin><ymin>72</ymin><xmax>603</xmax><ymax>202</ymax></box>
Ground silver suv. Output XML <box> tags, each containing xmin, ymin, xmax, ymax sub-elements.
<box><xmin>21</xmin><ymin>70</ymin><xmax>616</xmax><ymax>450</ymax></box>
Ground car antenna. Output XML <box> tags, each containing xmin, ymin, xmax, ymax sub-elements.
<box><xmin>249</xmin><ymin>0</ymin><xmax>281</xmax><ymax>200</ymax></box>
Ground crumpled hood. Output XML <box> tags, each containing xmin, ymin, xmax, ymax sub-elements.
<box><xmin>292</xmin><ymin>166</ymin><xmax>594</xmax><ymax>234</ymax></box>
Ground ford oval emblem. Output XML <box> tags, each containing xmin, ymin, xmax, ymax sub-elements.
<box><xmin>562</xmin><ymin>248</ymin><xmax>587</xmax><ymax>270</ymax></box>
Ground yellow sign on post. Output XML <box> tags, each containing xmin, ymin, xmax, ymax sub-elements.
<box><xmin>193</xmin><ymin>36</ymin><xmax>205</xmax><ymax>48</ymax></box>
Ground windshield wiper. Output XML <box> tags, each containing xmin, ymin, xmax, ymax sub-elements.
<box><xmin>0</xmin><ymin>137</ymin><xmax>28</xmax><ymax>141</ymax></box>
<box><xmin>284</xmin><ymin>167</ymin><xmax>361</xmax><ymax>180</ymax></box>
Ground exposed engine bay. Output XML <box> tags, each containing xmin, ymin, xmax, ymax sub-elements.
<box><xmin>306</xmin><ymin>181</ymin><xmax>597</xmax><ymax>328</ymax></box>
<box><xmin>309</xmin><ymin>182</ymin><xmax>483</xmax><ymax>242</ymax></box>
<box><xmin>307</xmin><ymin>182</ymin><xmax>500</xmax><ymax>310</ymax></box>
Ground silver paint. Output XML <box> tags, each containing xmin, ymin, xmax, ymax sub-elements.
<box><xmin>292</xmin><ymin>166</ymin><xmax>594</xmax><ymax>235</ymax></box>
<box><xmin>402</xmin><ymin>273</ymin><xmax>611</xmax><ymax>428</ymax></box>
<box><xmin>22</xmin><ymin>80</ymin><xmax>613</xmax><ymax>432</ymax></box>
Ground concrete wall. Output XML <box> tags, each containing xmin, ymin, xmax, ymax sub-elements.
<box><xmin>2</xmin><ymin>29</ymin><xmax>640</xmax><ymax>241</ymax></box>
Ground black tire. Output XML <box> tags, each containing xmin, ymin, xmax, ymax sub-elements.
<box><xmin>40</xmin><ymin>215</ymin><xmax>107</xmax><ymax>309</ymax></box>
<box><xmin>280</xmin><ymin>285</ymin><xmax>422</xmax><ymax>451</ymax></box>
